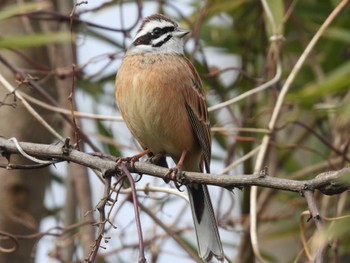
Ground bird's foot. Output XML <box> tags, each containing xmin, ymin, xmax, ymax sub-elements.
<box><xmin>116</xmin><ymin>149</ymin><xmax>151</xmax><ymax>167</ymax></box>
<box><xmin>165</xmin><ymin>165</ymin><xmax>184</xmax><ymax>191</ymax></box>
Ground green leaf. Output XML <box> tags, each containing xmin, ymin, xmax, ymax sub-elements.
<box><xmin>96</xmin><ymin>120</ymin><xmax>122</xmax><ymax>157</ymax></box>
<box><xmin>323</xmin><ymin>27</ymin><xmax>350</xmax><ymax>43</ymax></box>
<box><xmin>326</xmin><ymin>217</ymin><xmax>350</xmax><ymax>245</ymax></box>
<box><xmin>206</xmin><ymin>0</ymin><xmax>250</xmax><ymax>15</ymax></box>
<box><xmin>0</xmin><ymin>2</ymin><xmax>49</xmax><ymax>21</ymax></box>
<box><xmin>288</xmin><ymin>60</ymin><xmax>350</xmax><ymax>105</ymax></box>
<box><xmin>264</xmin><ymin>0</ymin><xmax>284</xmax><ymax>36</ymax></box>
<box><xmin>0</xmin><ymin>32</ymin><xmax>73</xmax><ymax>49</ymax></box>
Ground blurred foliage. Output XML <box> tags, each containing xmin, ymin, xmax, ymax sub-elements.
<box><xmin>0</xmin><ymin>32</ymin><xmax>72</xmax><ymax>49</ymax></box>
<box><xmin>74</xmin><ymin>0</ymin><xmax>349</xmax><ymax>262</ymax></box>
<box><xmin>183</xmin><ymin>1</ymin><xmax>350</xmax><ymax>262</ymax></box>
<box><xmin>0</xmin><ymin>3</ymin><xmax>72</xmax><ymax>49</ymax></box>
<box><xmin>2</xmin><ymin>0</ymin><xmax>349</xmax><ymax>262</ymax></box>
<box><xmin>0</xmin><ymin>2</ymin><xmax>46</xmax><ymax>20</ymax></box>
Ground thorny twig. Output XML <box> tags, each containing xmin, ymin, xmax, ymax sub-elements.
<box><xmin>118</xmin><ymin>163</ymin><xmax>146</xmax><ymax>263</ymax></box>
<box><xmin>86</xmin><ymin>171</ymin><xmax>113</xmax><ymax>263</ymax></box>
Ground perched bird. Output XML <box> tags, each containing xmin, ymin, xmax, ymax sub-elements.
<box><xmin>115</xmin><ymin>14</ymin><xmax>223</xmax><ymax>261</ymax></box>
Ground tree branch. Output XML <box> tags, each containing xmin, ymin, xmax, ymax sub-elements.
<box><xmin>303</xmin><ymin>190</ymin><xmax>329</xmax><ymax>262</ymax></box>
<box><xmin>0</xmin><ymin>137</ymin><xmax>349</xmax><ymax>194</ymax></box>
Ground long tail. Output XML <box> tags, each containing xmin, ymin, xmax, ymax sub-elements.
<box><xmin>187</xmin><ymin>184</ymin><xmax>224</xmax><ymax>262</ymax></box>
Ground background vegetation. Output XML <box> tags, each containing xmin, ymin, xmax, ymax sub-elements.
<box><xmin>0</xmin><ymin>0</ymin><xmax>349</xmax><ymax>262</ymax></box>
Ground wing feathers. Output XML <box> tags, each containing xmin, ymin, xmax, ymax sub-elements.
<box><xmin>182</xmin><ymin>56</ymin><xmax>211</xmax><ymax>173</ymax></box>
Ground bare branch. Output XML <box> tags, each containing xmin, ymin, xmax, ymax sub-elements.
<box><xmin>0</xmin><ymin>137</ymin><xmax>349</xmax><ymax>194</ymax></box>
<box><xmin>303</xmin><ymin>190</ymin><xmax>330</xmax><ymax>263</ymax></box>
<box><xmin>119</xmin><ymin>163</ymin><xmax>146</xmax><ymax>263</ymax></box>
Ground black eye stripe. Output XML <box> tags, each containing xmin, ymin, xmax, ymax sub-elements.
<box><xmin>133</xmin><ymin>33</ymin><xmax>153</xmax><ymax>46</ymax></box>
<box><xmin>152</xmin><ymin>35</ymin><xmax>172</xmax><ymax>47</ymax></box>
<box><xmin>133</xmin><ymin>26</ymin><xmax>175</xmax><ymax>46</ymax></box>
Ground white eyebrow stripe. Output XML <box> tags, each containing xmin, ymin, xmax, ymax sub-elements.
<box><xmin>133</xmin><ymin>20</ymin><xmax>175</xmax><ymax>42</ymax></box>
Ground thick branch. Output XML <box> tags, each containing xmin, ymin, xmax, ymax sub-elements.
<box><xmin>0</xmin><ymin>137</ymin><xmax>349</xmax><ymax>194</ymax></box>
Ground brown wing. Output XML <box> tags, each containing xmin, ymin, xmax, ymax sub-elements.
<box><xmin>182</xmin><ymin>56</ymin><xmax>212</xmax><ymax>173</ymax></box>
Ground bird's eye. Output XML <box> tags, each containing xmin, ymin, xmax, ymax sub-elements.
<box><xmin>152</xmin><ymin>27</ymin><xmax>162</xmax><ymax>37</ymax></box>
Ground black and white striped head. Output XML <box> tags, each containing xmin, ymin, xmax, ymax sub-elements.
<box><xmin>127</xmin><ymin>14</ymin><xmax>189</xmax><ymax>55</ymax></box>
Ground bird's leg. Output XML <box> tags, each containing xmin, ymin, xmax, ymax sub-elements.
<box><xmin>165</xmin><ymin>150</ymin><xmax>187</xmax><ymax>189</ymax></box>
<box><xmin>116</xmin><ymin>149</ymin><xmax>151</xmax><ymax>167</ymax></box>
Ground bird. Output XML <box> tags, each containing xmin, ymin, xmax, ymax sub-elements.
<box><xmin>115</xmin><ymin>13</ymin><xmax>224</xmax><ymax>262</ymax></box>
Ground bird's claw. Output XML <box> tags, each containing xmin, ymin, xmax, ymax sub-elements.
<box><xmin>165</xmin><ymin>167</ymin><xmax>184</xmax><ymax>191</ymax></box>
<box><xmin>116</xmin><ymin>156</ymin><xmax>143</xmax><ymax>178</ymax></box>
<box><xmin>116</xmin><ymin>155</ymin><xmax>139</xmax><ymax>168</ymax></box>
<box><xmin>116</xmin><ymin>149</ymin><xmax>151</xmax><ymax>167</ymax></box>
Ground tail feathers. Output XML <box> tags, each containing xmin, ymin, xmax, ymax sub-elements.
<box><xmin>187</xmin><ymin>184</ymin><xmax>224</xmax><ymax>262</ymax></box>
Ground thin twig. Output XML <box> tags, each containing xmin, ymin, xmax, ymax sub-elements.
<box><xmin>18</xmin><ymin>10</ymin><xmax>139</xmax><ymax>33</ymax></box>
<box><xmin>18</xmin><ymin>91</ymin><xmax>123</xmax><ymax>121</ymax></box>
<box><xmin>119</xmin><ymin>185</ymin><xmax>188</xmax><ymax>201</ymax></box>
<box><xmin>208</xmin><ymin>61</ymin><xmax>282</xmax><ymax>112</ymax></box>
<box><xmin>0</xmin><ymin>74</ymin><xmax>64</xmax><ymax>141</ymax></box>
<box><xmin>119</xmin><ymin>163</ymin><xmax>146</xmax><ymax>263</ymax></box>
<box><xmin>86</xmin><ymin>172</ymin><xmax>111</xmax><ymax>263</ymax></box>
<box><xmin>7</xmin><ymin>137</ymin><xmax>57</xmax><ymax>164</ymax></box>
<box><xmin>0</xmin><ymin>54</ymin><xmax>100</xmax><ymax>152</ymax></box>
<box><xmin>251</xmin><ymin>1</ymin><xmax>349</xmax><ymax>261</ymax></box>
<box><xmin>0</xmin><ymin>231</ymin><xmax>18</xmax><ymax>253</ymax></box>
<box><xmin>250</xmin><ymin>0</ymin><xmax>285</xmax><ymax>260</ymax></box>
<box><xmin>137</xmin><ymin>202</ymin><xmax>203</xmax><ymax>262</ymax></box>
<box><xmin>220</xmin><ymin>146</ymin><xmax>261</xmax><ymax>174</ymax></box>
<box><xmin>68</xmin><ymin>2</ymin><xmax>82</xmax><ymax>149</ymax></box>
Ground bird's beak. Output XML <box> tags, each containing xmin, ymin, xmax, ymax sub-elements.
<box><xmin>173</xmin><ymin>27</ymin><xmax>190</xmax><ymax>38</ymax></box>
